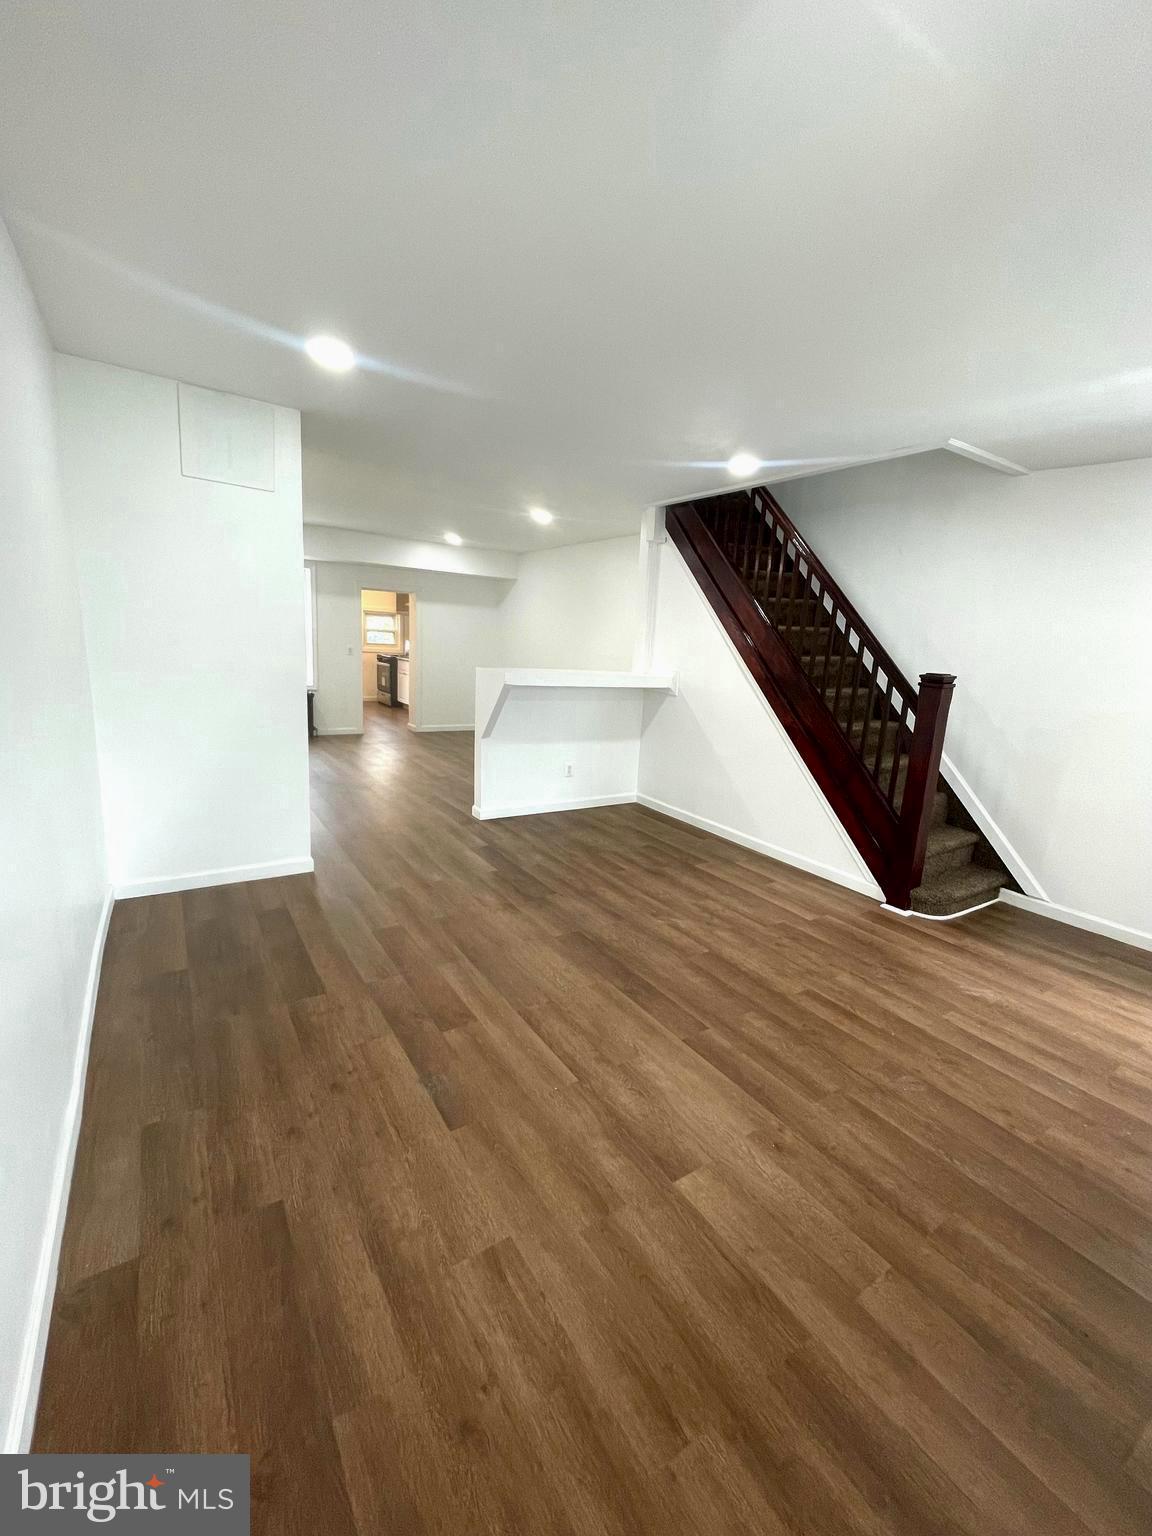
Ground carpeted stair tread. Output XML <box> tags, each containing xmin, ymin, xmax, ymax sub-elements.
<box><xmin>923</xmin><ymin>824</ymin><xmax>981</xmax><ymax>875</ymax></box>
<box><xmin>924</xmin><ymin>824</ymin><xmax>980</xmax><ymax>857</ymax></box>
<box><xmin>911</xmin><ymin>863</ymin><xmax>1003</xmax><ymax>916</ymax></box>
<box><xmin>757</xmin><ymin>585</ymin><xmax>1007</xmax><ymax>917</ymax></box>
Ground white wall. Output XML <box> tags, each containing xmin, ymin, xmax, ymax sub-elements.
<box><xmin>499</xmin><ymin>535</ymin><xmax>641</xmax><ymax>669</ymax></box>
<box><xmin>476</xmin><ymin>684</ymin><xmax>646</xmax><ymax>816</ymax></box>
<box><xmin>459</xmin><ymin>527</ymin><xmax>875</xmax><ymax>896</ymax></box>
<box><xmin>0</xmin><ymin>225</ymin><xmax>109</xmax><ymax>1449</ymax></box>
<box><xmin>312</xmin><ymin>532</ymin><xmax>643</xmax><ymax>736</ymax></box>
<box><xmin>774</xmin><ymin>451</ymin><xmax>1152</xmax><ymax>939</ymax></box>
<box><xmin>474</xmin><ymin>672</ymin><xmax>671</xmax><ymax>818</ymax></box>
<box><xmin>311</xmin><ymin>561</ymin><xmax>510</xmax><ymax>732</ymax></box>
<box><xmin>637</xmin><ymin>538</ymin><xmax>882</xmax><ymax>898</ymax></box>
<box><xmin>56</xmin><ymin>356</ymin><xmax>312</xmax><ymax>895</ymax></box>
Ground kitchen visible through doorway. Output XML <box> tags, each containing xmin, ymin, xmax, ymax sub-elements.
<box><xmin>361</xmin><ymin>587</ymin><xmax>412</xmax><ymax>720</ymax></box>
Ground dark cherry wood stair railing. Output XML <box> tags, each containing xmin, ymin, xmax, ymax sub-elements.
<box><xmin>665</xmin><ymin>487</ymin><xmax>956</xmax><ymax>909</ymax></box>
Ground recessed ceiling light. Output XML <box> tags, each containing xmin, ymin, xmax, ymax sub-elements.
<box><xmin>444</xmin><ymin>531</ymin><xmax>463</xmax><ymax>546</ymax></box>
<box><xmin>304</xmin><ymin>334</ymin><xmax>356</xmax><ymax>372</ymax></box>
<box><xmin>726</xmin><ymin>452</ymin><xmax>762</xmax><ymax>479</ymax></box>
<box><xmin>528</xmin><ymin>506</ymin><xmax>554</xmax><ymax>525</ymax></box>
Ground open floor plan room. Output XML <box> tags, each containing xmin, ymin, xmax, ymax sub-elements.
<box><xmin>6</xmin><ymin>5</ymin><xmax>1152</xmax><ymax>1532</ymax></box>
<box><xmin>34</xmin><ymin>711</ymin><xmax>1152</xmax><ymax>1535</ymax></box>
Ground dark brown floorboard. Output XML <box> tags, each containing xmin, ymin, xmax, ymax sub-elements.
<box><xmin>35</xmin><ymin>704</ymin><xmax>1152</xmax><ymax>1534</ymax></box>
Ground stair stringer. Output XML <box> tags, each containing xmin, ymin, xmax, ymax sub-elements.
<box><xmin>937</xmin><ymin>752</ymin><xmax>1048</xmax><ymax>901</ymax></box>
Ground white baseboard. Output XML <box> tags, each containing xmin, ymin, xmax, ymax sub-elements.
<box><xmin>998</xmin><ymin>889</ymin><xmax>1152</xmax><ymax>954</ymax></box>
<box><xmin>938</xmin><ymin>753</ymin><xmax>1048</xmax><ymax>901</ymax></box>
<box><xmin>636</xmin><ymin>795</ymin><xmax>884</xmax><ymax>900</ymax></box>
<box><xmin>114</xmin><ymin>856</ymin><xmax>315</xmax><ymax>900</ymax></box>
<box><xmin>881</xmin><ymin>898</ymin><xmax>1000</xmax><ymax>923</ymax></box>
<box><xmin>410</xmin><ymin>723</ymin><xmax>474</xmax><ymax>733</ymax></box>
<box><xmin>4</xmin><ymin>886</ymin><xmax>115</xmax><ymax>1454</ymax></box>
<box><xmin>473</xmin><ymin>792</ymin><xmax>636</xmax><ymax>820</ymax></box>
<box><xmin>316</xmin><ymin>726</ymin><xmax>362</xmax><ymax>736</ymax></box>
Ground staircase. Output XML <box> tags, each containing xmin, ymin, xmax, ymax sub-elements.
<box><xmin>665</xmin><ymin>487</ymin><xmax>1008</xmax><ymax>916</ymax></box>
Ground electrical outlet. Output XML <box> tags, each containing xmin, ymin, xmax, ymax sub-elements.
<box><xmin>563</xmin><ymin>763</ymin><xmax>574</xmax><ymax>778</ymax></box>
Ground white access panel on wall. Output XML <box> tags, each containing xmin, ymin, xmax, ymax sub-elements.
<box><xmin>177</xmin><ymin>380</ymin><xmax>276</xmax><ymax>491</ymax></box>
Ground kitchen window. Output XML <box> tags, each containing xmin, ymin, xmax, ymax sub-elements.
<box><xmin>364</xmin><ymin>613</ymin><xmax>397</xmax><ymax>646</ymax></box>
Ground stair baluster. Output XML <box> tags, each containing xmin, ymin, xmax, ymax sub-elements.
<box><xmin>667</xmin><ymin>488</ymin><xmax>1004</xmax><ymax>915</ymax></box>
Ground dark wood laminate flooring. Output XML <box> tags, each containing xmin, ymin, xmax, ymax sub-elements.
<box><xmin>36</xmin><ymin>704</ymin><xmax>1152</xmax><ymax>1535</ymax></box>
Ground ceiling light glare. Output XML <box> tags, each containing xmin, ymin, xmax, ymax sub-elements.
<box><xmin>726</xmin><ymin>452</ymin><xmax>762</xmax><ymax>478</ymax></box>
<box><xmin>304</xmin><ymin>334</ymin><xmax>356</xmax><ymax>372</ymax></box>
<box><xmin>528</xmin><ymin>506</ymin><xmax>554</xmax><ymax>525</ymax></box>
<box><xmin>444</xmin><ymin>531</ymin><xmax>463</xmax><ymax>545</ymax></box>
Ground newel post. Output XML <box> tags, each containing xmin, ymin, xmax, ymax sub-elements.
<box><xmin>891</xmin><ymin>673</ymin><xmax>955</xmax><ymax>908</ymax></box>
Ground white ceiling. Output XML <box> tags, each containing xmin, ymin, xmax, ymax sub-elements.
<box><xmin>3</xmin><ymin>1</ymin><xmax>1152</xmax><ymax>551</ymax></box>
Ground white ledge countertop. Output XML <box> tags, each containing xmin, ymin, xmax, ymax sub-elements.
<box><xmin>475</xmin><ymin>668</ymin><xmax>678</xmax><ymax>739</ymax></box>
<box><xmin>480</xmin><ymin>667</ymin><xmax>677</xmax><ymax>691</ymax></box>
<box><xmin>473</xmin><ymin>668</ymin><xmax>679</xmax><ymax>819</ymax></box>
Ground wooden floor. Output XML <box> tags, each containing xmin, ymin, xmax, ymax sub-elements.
<box><xmin>36</xmin><ymin>705</ymin><xmax>1152</xmax><ymax>1535</ymax></box>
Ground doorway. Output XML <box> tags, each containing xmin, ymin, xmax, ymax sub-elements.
<box><xmin>361</xmin><ymin>587</ymin><xmax>412</xmax><ymax>720</ymax></box>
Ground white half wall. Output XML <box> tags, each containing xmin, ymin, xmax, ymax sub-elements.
<box><xmin>498</xmin><ymin>535</ymin><xmax>641</xmax><ymax>669</ymax></box>
<box><xmin>476</xmin><ymin>685</ymin><xmax>644</xmax><ymax>817</ymax></box>
<box><xmin>774</xmin><ymin>451</ymin><xmax>1152</xmax><ymax>938</ymax></box>
<box><xmin>637</xmin><ymin>538</ymin><xmax>882</xmax><ymax>899</ymax></box>
<box><xmin>56</xmin><ymin>356</ymin><xmax>312</xmax><ymax>896</ymax></box>
<box><xmin>311</xmin><ymin>561</ymin><xmax>510</xmax><ymax>733</ymax></box>
<box><xmin>0</xmin><ymin>223</ymin><xmax>109</xmax><ymax>1450</ymax></box>
<box><xmin>473</xmin><ymin>669</ymin><xmax>676</xmax><ymax>818</ymax></box>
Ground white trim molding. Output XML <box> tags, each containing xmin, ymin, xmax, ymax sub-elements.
<box><xmin>941</xmin><ymin>438</ymin><xmax>1029</xmax><ymax>476</ymax></box>
<box><xmin>473</xmin><ymin>792</ymin><xmax>635</xmax><ymax>820</ymax></box>
<box><xmin>113</xmin><ymin>856</ymin><xmax>314</xmax><ymax>900</ymax></box>
<box><xmin>636</xmin><ymin>795</ymin><xmax>883</xmax><ymax>900</ymax></box>
<box><xmin>938</xmin><ymin>753</ymin><xmax>1049</xmax><ymax>901</ymax></box>
<box><xmin>883</xmin><ymin>891</ymin><xmax>1152</xmax><ymax>952</ymax></box>
<box><xmin>881</xmin><ymin>899</ymin><xmax>1001</xmax><ymax>924</ymax></box>
<box><xmin>316</xmin><ymin>726</ymin><xmax>362</xmax><ymax>736</ymax></box>
<box><xmin>999</xmin><ymin>890</ymin><xmax>1152</xmax><ymax>954</ymax></box>
<box><xmin>5</xmin><ymin>887</ymin><xmax>115</xmax><ymax>1454</ymax></box>
<box><xmin>409</xmin><ymin>722</ymin><xmax>475</xmax><ymax>733</ymax></box>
